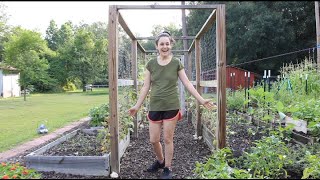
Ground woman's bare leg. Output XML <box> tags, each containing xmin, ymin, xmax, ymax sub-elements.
<box><xmin>149</xmin><ymin>121</ymin><xmax>164</xmax><ymax>162</ymax></box>
<box><xmin>162</xmin><ymin>117</ymin><xmax>178</xmax><ymax>168</ymax></box>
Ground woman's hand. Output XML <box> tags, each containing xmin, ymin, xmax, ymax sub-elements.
<box><xmin>201</xmin><ymin>99</ymin><xmax>217</xmax><ymax>110</ymax></box>
<box><xmin>128</xmin><ymin>105</ymin><xmax>139</xmax><ymax>117</ymax></box>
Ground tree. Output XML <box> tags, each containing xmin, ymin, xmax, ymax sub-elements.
<box><xmin>186</xmin><ymin>1</ymin><xmax>316</xmax><ymax>74</ymax></box>
<box><xmin>45</xmin><ymin>20</ymin><xmax>59</xmax><ymax>51</ymax></box>
<box><xmin>69</xmin><ymin>28</ymin><xmax>97</xmax><ymax>91</ymax></box>
<box><xmin>46</xmin><ymin>21</ymin><xmax>75</xmax><ymax>90</ymax></box>
<box><xmin>0</xmin><ymin>3</ymin><xmax>10</xmax><ymax>62</ymax></box>
<box><xmin>4</xmin><ymin>28</ymin><xmax>55</xmax><ymax>100</ymax></box>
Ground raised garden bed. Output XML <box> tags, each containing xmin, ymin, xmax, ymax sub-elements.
<box><xmin>235</xmin><ymin>111</ymin><xmax>318</xmax><ymax>145</ymax></box>
<box><xmin>25</xmin><ymin>127</ymin><xmax>130</xmax><ymax>176</ymax></box>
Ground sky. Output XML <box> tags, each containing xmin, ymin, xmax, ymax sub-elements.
<box><xmin>2</xmin><ymin>1</ymin><xmax>185</xmax><ymax>37</ymax></box>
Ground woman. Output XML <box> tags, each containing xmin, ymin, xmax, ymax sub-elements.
<box><xmin>128</xmin><ymin>31</ymin><xmax>214</xmax><ymax>179</ymax></box>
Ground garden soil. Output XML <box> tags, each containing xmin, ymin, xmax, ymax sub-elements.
<box><xmin>4</xmin><ymin>115</ymin><xmax>263</xmax><ymax>179</ymax></box>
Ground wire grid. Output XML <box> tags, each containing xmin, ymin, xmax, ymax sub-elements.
<box><xmin>118</xmin><ymin>26</ymin><xmax>132</xmax><ymax>80</ymax></box>
<box><xmin>117</xmin><ymin>25</ymin><xmax>135</xmax><ymax>136</ymax></box>
<box><xmin>200</xmin><ymin>22</ymin><xmax>216</xmax><ymax>83</ymax></box>
<box><xmin>200</xmin><ymin>21</ymin><xmax>217</xmax><ymax>134</ymax></box>
<box><xmin>187</xmin><ymin>22</ymin><xmax>217</xmax><ymax>135</ymax></box>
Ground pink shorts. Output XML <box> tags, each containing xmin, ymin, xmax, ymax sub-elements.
<box><xmin>147</xmin><ymin>109</ymin><xmax>182</xmax><ymax>123</ymax></box>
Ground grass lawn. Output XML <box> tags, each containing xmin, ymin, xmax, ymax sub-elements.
<box><xmin>0</xmin><ymin>88</ymin><xmax>109</xmax><ymax>152</ymax></box>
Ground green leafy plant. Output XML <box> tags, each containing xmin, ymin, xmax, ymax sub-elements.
<box><xmin>88</xmin><ymin>103</ymin><xmax>109</xmax><ymax>127</ymax></box>
<box><xmin>0</xmin><ymin>162</ymin><xmax>41</xmax><ymax>179</ymax></box>
<box><xmin>96</xmin><ymin>121</ymin><xmax>111</xmax><ymax>154</ymax></box>
<box><xmin>238</xmin><ymin>135</ymin><xmax>293</xmax><ymax>179</ymax></box>
<box><xmin>193</xmin><ymin>147</ymin><xmax>252</xmax><ymax>179</ymax></box>
<box><xmin>247</xmin><ymin>86</ymin><xmax>277</xmax><ymax>123</ymax></box>
<box><xmin>302</xmin><ymin>152</ymin><xmax>320</xmax><ymax>179</ymax></box>
<box><xmin>201</xmin><ymin>103</ymin><xmax>217</xmax><ymax>132</ymax></box>
<box><xmin>227</xmin><ymin>88</ymin><xmax>246</xmax><ymax>112</ymax></box>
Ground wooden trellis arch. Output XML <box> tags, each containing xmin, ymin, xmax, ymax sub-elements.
<box><xmin>108</xmin><ymin>4</ymin><xmax>226</xmax><ymax>174</ymax></box>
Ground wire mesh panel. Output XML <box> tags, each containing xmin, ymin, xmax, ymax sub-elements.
<box><xmin>200</xmin><ymin>22</ymin><xmax>217</xmax><ymax>135</ymax></box>
<box><xmin>200</xmin><ymin>22</ymin><xmax>216</xmax><ymax>86</ymax></box>
<box><xmin>186</xmin><ymin>19</ymin><xmax>218</xmax><ymax>146</ymax></box>
<box><xmin>117</xmin><ymin>25</ymin><xmax>135</xmax><ymax>138</ymax></box>
<box><xmin>118</xmin><ymin>28</ymin><xmax>132</xmax><ymax>80</ymax></box>
<box><xmin>187</xmin><ymin>48</ymin><xmax>198</xmax><ymax>129</ymax></box>
<box><xmin>136</xmin><ymin>46</ymin><xmax>148</xmax><ymax>126</ymax></box>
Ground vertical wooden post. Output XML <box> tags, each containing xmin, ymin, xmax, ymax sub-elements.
<box><xmin>216</xmin><ymin>4</ymin><xmax>226</xmax><ymax>149</ymax></box>
<box><xmin>108</xmin><ymin>5</ymin><xmax>120</xmax><ymax>174</ymax></box>
<box><xmin>195</xmin><ymin>39</ymin><xmax>202</xmax><ymax>137</ymax></box>
<box><xmin>181</xmin><ymin>1</ymin><xmax>188</xmax><ymax>117</ymax></box>
<box><xmin>187</xmin><ymin>51</ymin><xmax>193</xmax><ymax>123</ymax></box>
<box><xmin>187</xmin><ymin>52</ymin><xmax>192</xmax><ymax>80</ymax></box>
<box><xmin>132</xmin><ymin>40</ymin><xmax>138</xmax><ymax>138</ymax></box>
<box><xmin>315</xmin><ymin>1</ymin><xmax>320</xmax><ymax>66</ymax></box>
<box><xmin>179</xmin><ymin>55</ymin><xmax>186</xmax><ymax>115</ymax></box>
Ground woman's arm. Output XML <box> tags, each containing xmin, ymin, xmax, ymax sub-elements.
<box><xmin>178</xmin><ymin>69</ymin><xmax>215</xmax><ymax>109</ymax></box>
<box><xmin>128</xmin><ymin>70</ymin><xmax>151</xmax><ymax>116</ymax></box>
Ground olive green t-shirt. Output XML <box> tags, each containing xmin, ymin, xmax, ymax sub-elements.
<box><xmin>146</xmin><ymin>57</ymin><xmax>184</xmax><ymax>111</ymax></box>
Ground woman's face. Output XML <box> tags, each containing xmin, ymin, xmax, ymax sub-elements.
<box><xmin>156</xmin><ymin>36</ymin><xmax>172</xmax><ymax>57</ymax></box>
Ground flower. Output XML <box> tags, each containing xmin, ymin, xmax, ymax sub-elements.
<box><xmin>2</xmin><ymin>175</ymin><xmax>9</xmax><ymax>179</ymax></box>
<box><xmin>0</xmin><ymin>162</ymin><xmax>41</xmax><ymax>179</ymax></box>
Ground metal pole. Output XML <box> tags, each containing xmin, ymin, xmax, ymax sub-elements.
<box><xmin>233</xmin><ymin>73</ymin><xmax>236</xmax><ymax>96</ymax></box>
<box><xmin>248</xmin><ymin>72</ymin><xmax>250</xmax><ymax>107</ymax></box>
<box><xmin>244</xmin><ymin>72</ymin><xmax>247</xmax><ymax>109</ymax></box>
<box><xmin>315</xmin><ymin>1</ymin><xmax>320</xmax><ymax>66</ymax></box>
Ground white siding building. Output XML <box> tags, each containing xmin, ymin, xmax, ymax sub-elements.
<box><xmin>0</xmin><ymin>66</ymin><xmax>20</xmax><ymax>98</ymax></box>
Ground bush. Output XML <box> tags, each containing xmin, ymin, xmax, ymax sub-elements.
<box><xmin>62</xmin><ymin>81</ymin><xmax>77</xmax><ymax>91</ymax></box>
<box><xmin>88</xmin><ymin>103</ymin><xmax>109</xmax><ymax>127</ymax></box>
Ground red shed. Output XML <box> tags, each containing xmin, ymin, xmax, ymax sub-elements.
<box><xmin>200</xmin><ymin>66</ymin><xmax>260</xmax><ymax>93</ymax></box>
<box><xmin>226</xmin><ymin>66</ymin><xmax>259</xmax><ymax>90</ymax></box>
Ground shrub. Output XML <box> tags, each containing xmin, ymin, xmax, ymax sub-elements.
<box><xmin>88</xmin><ymin>103</ymin><xmax>109</xmax><ymax>127</ymax></box>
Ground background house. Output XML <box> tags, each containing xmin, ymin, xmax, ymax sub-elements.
<box><xmin>0</xmin><ymin>66</ymin><xmax>20</xmax><ymax>98</ymax></box>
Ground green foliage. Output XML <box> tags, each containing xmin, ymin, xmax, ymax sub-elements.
<box><xmin>62</xmin><ymin>80</ymin><xmax>77</xmax><ymax>91</ymax></box>
<box><xmin>118</xmin><ymin>86</ymin><xmax>135</xmax><ymax>140</ymax></box>
<box><xmin>88</xmin><ymin>103</ymin><xmax>109</xmax><ymax>127</ymax></box>
<box><xmin>247</xmin><ymin>86</ymin><xmax>277</xmax><ymax>122</ymax></box>
<box><xmin>201</xmin><ymin>102</ymin><xmax>217</xmax><ymax>132</ymax></box>
<box><xmin>302</xmin><ymin>152</ymin><xmax>320</xmax><ymax>179</ymax></box>
<box><xmin>273</xmin><ymin>59</ymin><xmax>320</xmax><ymax>136</ymax></box>
<box><xmin>96</xmin><ymin>123</ymin><xmax>110</xmax><ymax>154</ymax></box>
<box><xmin>3</xmin><ymin>27</ymin><xmax>55</xmax><ymax>96</ymax></box>
<box><xmin>194</xmin><ymin>147</ymin><xmax>252</xmax><ymax>179</ymax></box>
<box><xmin>227</xmin><ymin>88</ymin><xmax>245</xmax><ymax>112</ymax></box>
<box><xmin>187</xmin><ymin>1</ymin><xmax>315</xmax><ymax>74</ymax></box>
<box><xmin>0</xmin><ymin>162</ymin><xmax>41</xmax><ymax>179</ymax></box>
<box><xmin>238</xmin><ymin>135</ymin><xmax>293</xmax><ymax>179</ymax></box>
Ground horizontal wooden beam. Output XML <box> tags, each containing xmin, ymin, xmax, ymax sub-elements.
<box><xmin>116</xmin><ymin>5</ymin><xmax>219</xmax><ymax>10</ymax></box>
<box><xmin>146</xmin><ymin>50</ymin><xmax>189</xmax><ymax>52</ymax></box>
<box><xmin>190</xmin><ymin>80</ymin><xmax>217</xmax><ymax>87</ymax></box>
<box><xmin>136</xmin><ymin>36</ymin><xmax>195</xmax><ymax>40</ymax></box>
<box><xmin>118</xmin><ymin>79</ymin><xmax>144</xmax><ymax>86</ymax></box>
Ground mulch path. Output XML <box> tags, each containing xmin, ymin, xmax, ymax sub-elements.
<box><xmin>6</xmin><ymin>119</ymin><xmax>213</xmax><ymax>179</ymax></box>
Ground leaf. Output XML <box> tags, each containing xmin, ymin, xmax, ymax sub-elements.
<box><xmin>276</xmin><ymin>101</ymin><xmax>284</xmax><ymax>112</ymax></box>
